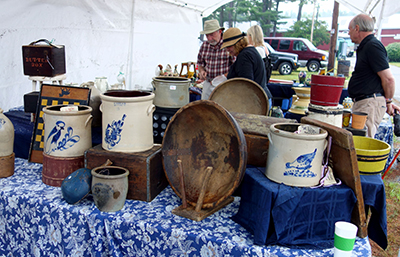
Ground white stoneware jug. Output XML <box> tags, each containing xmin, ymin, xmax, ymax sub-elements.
<box><xmin>95</xmin><ymin>77</ymin><xmax>109</xmax><ymax>93</ymax></box>
<box><xmin>0</xmin><ymin>108</ymin><xmax>14</xmax><ymax>157</ymax></box>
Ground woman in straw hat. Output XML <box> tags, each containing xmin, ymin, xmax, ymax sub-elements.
<box><xmin>221</xmin><ymin>27</ymin><xmax>272</xmax><ymax>99</ymax></box>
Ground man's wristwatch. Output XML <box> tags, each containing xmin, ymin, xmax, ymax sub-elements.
<box><xmin>386</xmin><ymin>98</ymin><xmax>393</xmax><ymax>104</ymax></box>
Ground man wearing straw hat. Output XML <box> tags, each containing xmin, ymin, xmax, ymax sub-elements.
<box><xmin>197</xmin><ymin>19</ymin><xmax>235</xmax><ymax>99</ymax></box>
<box><xmin>348</xmin><ymin>14</ymin><xmax>400</xmax><ymax>137</ymax></box>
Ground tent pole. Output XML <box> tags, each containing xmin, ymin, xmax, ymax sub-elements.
<box><xmin>328</xmin><ymin>1</ymin><xmax>340</xmax><ymax>73</ymax></box>
<box><xmin>127</xmin><ymin>0</ymin><xmax>136</xmax><ymax>89</ymax></box>
<box><xmin>310</xmin><ymin>0</ymin><xmax>317</xmax><ymax>42</ymax></box>
<box><xmin>376</xmin><ymin>0</ymin><xmax>385</xmax><ymax>40</ymax></box>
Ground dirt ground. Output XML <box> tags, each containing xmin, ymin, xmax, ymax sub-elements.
<box><xmin>370</xmin><ymin>142</ymin><xmax>400</xmax><ymax>257</ymax></box>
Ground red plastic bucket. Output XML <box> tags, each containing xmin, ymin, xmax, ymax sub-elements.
<box><xmin>310</xmin><ymin>75</ymin><xmax>345</xmax><ymax>106</ymax></box>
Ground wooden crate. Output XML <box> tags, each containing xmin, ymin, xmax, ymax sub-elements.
<box><xmin>85</xmin><ymin>144</ymin><xmax>168</xmax><ymax>202</ymax></box>
<box><xmin>231</xmin><ymin>112</ymin><xmax>298</xmax><ymax>167</ymax></box>
<box><xmin>22</xmin><ymin>39</ymin><xmax>66</xmax><ymax>77</ymax></box>
<box><xmin>301</xmin><ymin>117</ymin><xmax>368</xmax><ymax>238</ymax></box>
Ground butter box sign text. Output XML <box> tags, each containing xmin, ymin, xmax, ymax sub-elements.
<box><xmin>25</xmin><ymin>57</ymin><xmax>46</xmax><ymax>68</ymax></box>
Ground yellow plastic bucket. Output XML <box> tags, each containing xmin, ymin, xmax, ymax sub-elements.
<box><xmin>353</xmin><ymin>136</ymin><xmax>391</xmax><ymax>175</ymax></box>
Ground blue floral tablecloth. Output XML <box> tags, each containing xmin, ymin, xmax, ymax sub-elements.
<box><xmin>0</xmin><ymin>158</ymin><xmax>371</xmax><ymax>256</ymax></box>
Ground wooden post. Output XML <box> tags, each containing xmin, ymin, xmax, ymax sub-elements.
<box><xmin>177</xmin><ymin>160</ymin><xmax>187</xmax><ymax>209</ymax></box>
<box><xmin>195</xmin><ymin>167</ymin><xmax>213</xmax><ymax>212</ymax></box>
<box><xmin>328</xmin><ymin>1</ymin><xmax>340</xmax><ymax>73</ymax></box>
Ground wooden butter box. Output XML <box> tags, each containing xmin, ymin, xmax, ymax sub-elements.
<box><xmin>22</xmin><ymin>39</ymin><xmax>66</xmax><ymax>77</ymax></box>
<box><xmin>85</xmin><ymin>144</ymin><xmax>168</xmax><ymax>202</ymax></box>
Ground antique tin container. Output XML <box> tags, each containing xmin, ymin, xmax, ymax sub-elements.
<box><xmin>22</xmin><ymin>39</ymin><xmax>66</xmax><ymax>77</ymax></box>
<box><xmin>151</xmin><ymin>77</ymin><xmax>190</xmax><ymax>108</ymax></box>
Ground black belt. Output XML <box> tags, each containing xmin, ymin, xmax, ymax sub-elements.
<box><xmin>353</xmin><ymin>92</ymin><xmax>383</xmax><ymax>102</ymax></box>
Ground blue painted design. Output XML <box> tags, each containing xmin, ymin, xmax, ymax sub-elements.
<box><xmin>284</xmin><ymin>149</ymin><xmax>317</xmax><ymax>178</ymax></box>
<box><xmin>45</xmin><ymin>120</ymin><xmax>80</xmax><ymax>154</ymax></box>
<box><xmin>104</xmin><ymin>114</ymin><xmax>126</xmax><ymax>149</ymax></box>
<box><xmin>59</xmin><ymin>88</ymin><xmax>71</xmax><ymax>97</ymax></box>
<box><xmin>0</xmin><ymin>118</ymin><xmax>5</xmax><ymax>129</ymax></box>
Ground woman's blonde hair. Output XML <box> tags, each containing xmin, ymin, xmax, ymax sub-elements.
<box><xmin>247</xmin><ymin>25</ymin><xmax>264</xmax><ymax>47</ymax></box>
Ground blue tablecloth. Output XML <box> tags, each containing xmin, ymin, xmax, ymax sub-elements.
<box><xmin>360</xmin><ymin>174</ymin><xmax>387</xmax><ymax>249</ymax></box>
<box><xmin>232</xmin><ymin>166</ymin><xmax>357</xmax><ymax>249</ymax></box>
<box><xmin>0</xmin><ymin>158</ymin><xmax>372</xmax><ymax>256</ymax></box>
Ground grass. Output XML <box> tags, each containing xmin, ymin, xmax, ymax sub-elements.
<box><xmin>270</xmin><ymin>62</ymin><xmax>400</xmax><ymax>82</ymax></box>
<box><xmin>390</xmin><ymin>62</ymin><xmax>400</xmax><ymax>68</ymax></box>
<box><xmin>368</xmin><ymin>135</ymin><xmax>400</xmax><ymax>256</ymax></box>
<box><xmin>386</xmin><ymin>182</ymin><xmax>400</xmax><ymax>202</ymax></box>
<box><xmin>270</xmin><ymin>61</ymin><xmax>350</xmax><ymax>82</ymax></box>
<box><xmin>271</xmin><ymin>67</ymin><xmax>318</xmax><ymax>82</ymax></box>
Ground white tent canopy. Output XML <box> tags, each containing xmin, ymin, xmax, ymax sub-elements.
<box><xmin>0</xmin><ymin>0</ymin><xmax>232</xmax><ymax>111</ymax></box>
<box><xmin>335</xmin><ymin>0</ymin><xmax>400</xmax><ymax>38</ymax></box>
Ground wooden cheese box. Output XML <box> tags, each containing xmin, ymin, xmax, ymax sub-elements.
<box><xmin>85</xmin><ymin>144</ymin><xmax>168</xmax><ymax>202</ymax></box>
<box><xmin>22</xmin><ymin>39</ymin><xmax>66</xmax><ymax>77</ymax></box>
<box><xmin>231</xmin><ymin>112</ymin><xmax>298</xmax><ymax>167</ymax></box>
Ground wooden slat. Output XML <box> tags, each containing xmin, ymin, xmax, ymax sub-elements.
<box><xmin>301</xmin><ymin>117</ymin><xmax>368</xmax><ymax>238</ymax></box>
<box><xmin>231</xmin><ymin>112</ymin><xmax>297</xmax><ymax>137</ymax></box>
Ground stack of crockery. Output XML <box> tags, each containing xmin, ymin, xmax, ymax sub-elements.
<box><xmin>42</xmin><ymin>105</ymin><xmax>93</xmax><ymax>187</ymax></box>
<box><xmin>83</xmin><ymin>90</ymin><xmax>169</xmax><ymax>212</ymax></box>
<box><xmin>306</xmin><ymin>74</ymin><xmax>346</xmax><ymax>127</ymax></box>
<box><xmin>151</xmin><ymin>76</ymin><xmax>191</xmax><ymax>143</ymax></box>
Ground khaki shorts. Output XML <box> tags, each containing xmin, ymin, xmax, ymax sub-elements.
<box><xmin>352</xmin><ymin>96</ymin><xmax>386</xmax><ymax>138</ymax></box>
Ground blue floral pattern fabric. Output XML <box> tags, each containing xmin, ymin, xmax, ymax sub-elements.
<box><xmin>374</xmin><ymin>117</ymin><xmax>394</xmax><ymax>169</ymax></box>
<box><xmin>0</xmin><ymin>158</ymin><xmax>371</xmax><ymax>256</ymax></box>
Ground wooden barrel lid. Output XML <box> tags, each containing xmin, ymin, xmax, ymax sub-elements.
<box><xmin>162</xmin><ymin>100</ymin><xmax>247</xmax><ymax>209</ymax></box>
<box><xmin>209</xmin><ymin>78</ymin><xmax>269</xmax><ymax>115</ymax></box>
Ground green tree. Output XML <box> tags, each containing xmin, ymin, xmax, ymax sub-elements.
<box><xmin>206</xmin><ymin>0</ymin><xmax>284</xmax><ymax>37</ymax></box>
<box><xmin>284</xmin><ymin>18</ymin><xmax>330</xmax><ymax>46</ymax></box>
<box><xmin>386</xmin><ymin>42</ymin><xmax>400</xmax><ymax>62</ymax></box>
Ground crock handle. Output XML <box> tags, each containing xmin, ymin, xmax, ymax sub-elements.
<box><xmin>267</xmin><ymin>132</ymin><xmax>273</xmax><ymax>145</ymax></box>
<box><xmin>147</xmin><ymin>104</ymin><xmax>156</xmax><ymax>116</ymax></box>
<box><xmin>85</xmin><ymin>115</ymin><xmax>93</xmax><ymax>127</ymax></box>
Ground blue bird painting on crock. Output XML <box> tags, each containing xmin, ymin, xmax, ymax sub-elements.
<box><xmin>45</xmin><ymin>120</ymin><xmax>80</xmax><ymax>154</ymax></box>
<box><xmin>284</xmin><ymin>148</ymin><xmax>317</xmax><ymax>178</ymax></box>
